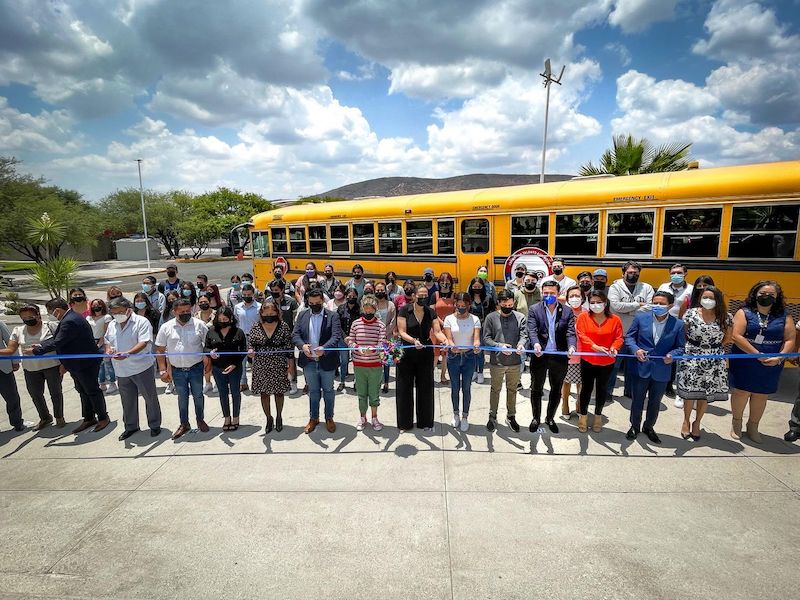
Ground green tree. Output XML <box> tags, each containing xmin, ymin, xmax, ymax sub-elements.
<box><xmin>579</xmin><ymin>134</ymin><xmax>692</xmax><ymax>176</ymax></box>
<box><xmin>296</xmin><ymin>195</ymin><xmax>349</xmax><ymax>205</ymax></box>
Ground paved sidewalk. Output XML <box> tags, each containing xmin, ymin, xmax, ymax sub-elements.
<box><xmin>0</xmin><ymin>358</ymin><xmax>798</xmax><ymax>599</ymax></box>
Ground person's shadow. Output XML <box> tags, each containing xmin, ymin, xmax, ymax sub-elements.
<box><xmin>43</xmin><ymin>420</ymin><xmax>119</xmax><ymax>448</ymax></box>
<box><xmin>219</xmin><ymin>424</ymin><xmax>261</xmax><ymax>448</ymax></box>
<box><xmin>262</xmin><ymin>424</ymin><xmax>304</xmax><ymax>453</ymax></box>
<box><xmin>307</xmin><ymin>422</ymin><xmax>358</xmax><ymax>453</ymax></box>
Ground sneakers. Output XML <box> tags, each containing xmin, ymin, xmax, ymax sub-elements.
<box><xmin>476</xmin><ymin>373</ymin><xmax>485</xmax><ymax>384</ymax></box>
<box><xmin>203</xmin><ymin>382</ymin><xmax>213</xmax><ymax>393</ymax></box>
<box><xmin>506</xmin><ymin>416</ymin><xmax>520</xmax><ymax>433</ymax></box>
<box><xmin>459</xmin><ymin>415</ymin><xmax>469</xmax><ymax>432</ymax></box>
<box><xmin>356</xmin><ymin>416</ymin><xmax>368</xmax><ymax>431</ymax></box>
<box><xmin>471</xmin><ymin>372</ymin><xmax>478</xmax><ymax>382</ymax></box>
<box><xmin>289</xmin><ymin>380</ymin><xmax>298</xmax><ymax>394</ymax></box>
<box><xmin>336</xmin><ymin>382</ymin><xmax>345</xmax><ymax>392</ymax></box>
<box><xmin>674</xmin><ymin>397</ymin><xmax>684</xmax><ymax>409</ymax></box>
<box><xmin>371</xmin><ymin>417</ymin><xmax>384</xmax><ymax>431</ymax></box>
<box><xmin>451</xmin><ymin>413</ymin><xmax>461</xmax><ymax>429</ymax></box>
<box><xmin>486</xmin><ymin>416</ymin><xmax>496</xmax><ymax>432</ymax></box>
<box><xmin>105</xmin><ymin>382</ymin><xmax>118</xmax><ymax>394</ymax></box>
<box><xmin>517</xmin><ymin>381</ymin><xmax>523</xmax><ymax>391</ymax></box>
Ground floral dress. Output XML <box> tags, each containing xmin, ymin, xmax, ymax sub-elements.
<box><xmin>249</xmin><ymin>321</ymin><xmax>292</xmax><ymax>394</ymax></box>
<box><xmin>676</xmin><ymin>308</ymin><xmax>732</xmax><ymax>402</ymax></box>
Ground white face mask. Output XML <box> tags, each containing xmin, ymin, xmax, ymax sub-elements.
<box><xmin>589</xmin><ymin>302</ymin><xmax>605</xmax><ymax>314</ymax></box>
<box><xmin>700</xmin><ymin>297</ymin><xmax>716</xmax><ymax>310</ymax></box>
<box><xmin>113</xmin><ymin>313</ymin><xmax>129</xmax><ymax>324</ymax></box>
<box><xmin>567</xmin><ymin>296</ymin><xmax>583</xmax><ymax>308</ymax></box>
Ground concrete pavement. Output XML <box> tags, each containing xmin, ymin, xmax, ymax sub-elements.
<box><xmin>0</xmin><ymin>356</ymin><xmax>798</xmax><ymax>599</ymax></box>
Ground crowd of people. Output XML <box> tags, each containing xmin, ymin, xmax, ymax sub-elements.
<box><xmin>1</xmin><ymin>260</ymin><xmax>799</xmax><ymax>446</ymax></box>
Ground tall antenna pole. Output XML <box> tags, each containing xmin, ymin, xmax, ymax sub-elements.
<box><xmin>136</xmin><ymin>159</ymin><xmax>151</xmax><ymax>269</ymax></box>
<box><xmin>539</xmin><ymin>59</ymin><xmax>564</xmax><ymax>184</ymax></box>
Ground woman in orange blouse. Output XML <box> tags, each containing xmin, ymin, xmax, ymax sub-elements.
<box><xmin>575</xmin><ymin>290</ymin><xmax>624</xmax><ymax>433</ymax></box>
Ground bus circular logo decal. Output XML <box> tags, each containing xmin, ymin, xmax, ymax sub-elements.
<box><xmin>504</xmin><ymin>247</ymin><xmax>553</xmax><ymax>282</ymax></box>
<box><xmin>274</xmin><ymin>256</ymin><xmax>289</xmax><ymax>273</ymax></box>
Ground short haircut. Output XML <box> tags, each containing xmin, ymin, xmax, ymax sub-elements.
<box><xmin>361</xmin><ymin>294</ymin><xmax>378</xmax><ymax>310</ymax></box>
<box><xmin>270</xmin><ymin>279</ymin><xmax>286</xmax><ymax>291</ymax></box>
<box><xmin>241</xmin><ymin>283</ymin><xmax>255</xmax><ymax>293</ymax></box>
<box><xmin>551</xmin><ymin>257</ymin><xmax>565</xmax><ymax>264</ymax></box>
<box><xmin>497</xmin><ymin>289</ymin><xmax>515</xmax><ymax>302</ymax></box>
<box><xmin>306</xmin><ymin>288</ymin><xmax>324</xmax><ymax>300</ymax></box>
<box><xmin>352</xmin><ymin>263</ymin><xmax>364</xmax><ymax>272</ymax></box>
<box><xmin>670</xmin><ymin>263</ymin><xmax>688</xmax><ymax>274</ymax></box>
<box><xmin>173</xmin><ymin>299</ymin><xmax>192</xmax><ymax>310</ymax></box>
<box><xmin>453</xmin><ymin>291</ymin><xmax>471</xmax><ymax>304</ymax></box>
<box><xmin>109</xmin><ymin>297</ymin><xmax>132</xmax><ymax>310</ymax></box>
<box><xmin>541</xmin><ymin>280</ymin><xmax>559</xmax><ymax>291</ymax></box>
<box><xmin>653</xmin><ymin>290</ymin><xmax>674</xmax><ymax>304</ymax></box>
<box><xmin>622</xmin><ymin>260</ymin><xmax>642</xmax><ymax>273</ymax></box>
<box><xmin>45</xmin><ymin>298</ymin><xmax>69</xmax><ymax>312</ymax></box>
<box><xmin>68</xmin><ymin>287</ymin><xmax>86</xmax><ymax>298</ymax></box>
<box><xmin>576</xmin><ymin>271</ymin><xmax>592</xmax><ymax>280</ymax></box>
<box><xmin>259</xmin><ymin>297</ymin><xmax>283</xmax><ymax>320</ymax></box>
<box><xmin>18</xmin><ymin>303</ymin><xmax>40</xmax><ymax>316</ymax></box>
<box><xmin>242</xmin><ymin>272</ymin><xmax>253</xmax><ymax>279</ymax></box>
<box><xmin>196</xmin><ymin>273</ymin><xmax>208</xmax><ymax>282</ymax></box>
<box><xmin>143</xmin><ymin>275</ymin><xmax>157</xmax><ymax>284</ymax></box>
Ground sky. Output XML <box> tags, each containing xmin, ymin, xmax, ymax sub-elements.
<box><xmin>1</xmin><ymin>0</ymin><xmax>799</xmax><ymax>202</ymax></box>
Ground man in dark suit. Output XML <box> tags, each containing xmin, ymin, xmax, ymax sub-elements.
<box><xmin>527</xmin><ymin>280</ymin><xmax>576</xmax><ymax>434</ymax></box>
<box><xmin>624</xmin><ymin>291</ymin><xmax>685</xmax><ymax>444</ymax></box>
<box><xmin>292</xmin><ymin>289</ymin><xmax>343</xmax><ymax>434</ymax></box>
<box><xmin>31</xmin><ymin>297</ymin><xmax>109</xmax><ymax>433</ymax></box>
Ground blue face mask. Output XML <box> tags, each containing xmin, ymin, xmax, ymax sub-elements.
<box><xmin>543</xmin><ymin>294</ymin><xmax>557</xmax><ymax>305</ymax></box>
<box><xmin>182</xmin><ymin>289</ymin><xmax>193</xmax><ymax>298</ymax></box>
<box><xmin>652</xmin><ymin>305</ymin><xmax>669</xmax><ymax>317</ymax></box>
<box><xmin>670</xmin><ymin>274</ymin><xmax>684</xmax><ymax>285</ymax></box>
<box><xmin>142</xmin><ymin>283</ymin><xmax>152</xmax><ymax>293</ymax></box>
<box><xmin>134</xmin><ymin>301</ymin><xmax>147</xmax><ymax>310</ymax></box>
<box><xmin>231</xmin><ymin>282</ymin><xmax>241</xmax><ymax>290</ymax></box>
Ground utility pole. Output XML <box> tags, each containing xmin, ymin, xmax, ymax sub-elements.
<box><xmin>539</xmin><ymin>59</ymin><xmax>565</xmax><ymax>184</ymax></box>
<box><xmin>136</xmin><ymin>159</ymin><xmax>151</xmax><ymax>269</ymax></box>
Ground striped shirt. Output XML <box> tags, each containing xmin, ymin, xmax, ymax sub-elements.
<box><xmin>348</xmin><ymin>317</ymin><xmax>387</xmax><ymax>368</ymax></box>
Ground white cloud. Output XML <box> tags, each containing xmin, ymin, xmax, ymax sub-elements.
<box><xmin>608</xmin><ymin>0</ymin><xmax>679</xmax><ymax>33</ymax></box>
<box><xmin>0</xmin><ymin>97</ymin><xmax>79</xmax><ymax>154</ymax></box>
<box><xmin>604</xmin><ymin>42</ymin><xmax>632</xmax><ymax>67</ymax></box>
<box><xmin>388</xmin><ymin>60</ymin><xmax>508</xmax><ymax>99</ymax></box>
<box><xmin>616</xmin><ymin>70</ymin><xmax>719</xmax><ymax>123</ymax></box>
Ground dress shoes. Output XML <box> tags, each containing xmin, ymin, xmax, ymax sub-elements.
<box><xmin>197</xmin><ymin>419</ymin><xmax>209</xmax><ymax>433</ymax></box>
<box><xmin>150</xmin><ymin>427</ymin><xmax>161</xmax><ymax>437</ymax></box>
<box><xmin>304</xmin><ymin>419</ymin><xmax>319</xmax><ymax>434</ymax></box>
<box><xmin>172</xmin><ymin>423</ymin><xmax>190</xmax><ymax>440</ymax></box>
<box><xmin>93</xmin><ymin>419</ymin><xmax>110</xmax><ymax>432</ymax></box>
<box><xmin>325</xmin><ymin>418</ymin><xmax>336</xmax><ymax>433</ymax></box>
<box><xmin>73</xmin><ymin>419</ymin><xmax>97</xmax><ymax>434</ymax></box>
<box><xmin>625</xmin><ymin>427</ymin><xmax>638</xmax><ymax>440</ymax></box>
<box><xmin>119</xmin><ymin>428</ymin><xmax>139</xmax><ymax>441</ymax></box>
<box><xmin>643</xmin><ymin>427</ymin><xmax>661</xmax><ymax>444</ymax></box>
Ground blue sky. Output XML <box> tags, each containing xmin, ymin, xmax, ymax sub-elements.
<box><xmin>1</xmin><ymin>0</ymin><xmax>798</xmax><ymax>201</ymax></box>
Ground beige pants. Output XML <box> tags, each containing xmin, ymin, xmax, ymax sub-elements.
<box><xmin>488</xmin><ymin>364</ymin><xmax>521</xmax><ymax>418</ymax></box>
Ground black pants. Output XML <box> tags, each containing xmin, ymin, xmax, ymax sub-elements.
<box><xmin>530</xmin><ymin>354</ymin><xmax>568</xmax><ymax>422</ymax></box>
<box><xmin>0</xmin><ymin>370</ymin><xmax>23</xmax><ymax>429</ymax></box>
<box><xmin>579</xmin><ymin>360</ymin><xmax>614</xmax><ymax>416</ymax></box>
<box><xmin>396</xmin><ymin>348</ymin><xmax>434</xmax><ymax>429</ymax></box>
<box><xmin>70</xmin><ymin>361</ymin><xmax>108</xmax><ymax>422</ymax></box>
<box><xmin>24</xmin><ymin>366</ymin><xmax>64</xmax><ymax>421</ymax></box>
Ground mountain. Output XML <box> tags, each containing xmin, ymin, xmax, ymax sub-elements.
<box><xmin>310</xmin><ymin>173</ymin><xmax>575</xmax><ymax>200</ymax></box>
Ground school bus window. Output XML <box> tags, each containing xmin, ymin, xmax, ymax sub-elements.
<box><xmin>289</xmin><ymin>227</ymin><xmax>307</xmax><ymax>253</ymax></box>
<box><xmin>271</xmin><ymin>227</ymin><xmax>287</xmax><ymax>255</ymax></box>
<box><xmin>353</xmin><ymin>223</ymin><xmax>375</xmax><ymax>254</ymax></box>
<box><xmin>461</xmin><ymin>219</ymin><xmax>489</xmax><ymax>254</ymax></box>
<box><xmin>330</xmin><ymin>224</ymin><xmax>350</xmax><ymax>253</ymax></box>
<box><xmin>308</xmin><ymin>226</ymin><xmax>327</xmax><ymax>253</ymax></box>
<box><xmin>555</xmin><ymin>213</ymin><xmax>598</xmax><ymax>256</ymax></box>
<box><xmin>437</xmin><ymin>220</ymin><xmax>455</xmax><ymax>255</ymax></box>
<box><xmin>511</xmin><ymin>215</ymin><xmax>549</xmax><ymax>252</ymax></box>
<box><xmin>729</xmin><ymin>205</ymin><xmax>799</xmax><ymax>259</ymax></box>
<box><xmin>662</xmin><ymin>207</ymin><xmax>721</xmax><ymax>257</ymax></box>
<box><xmin>252</xmin><ymin>231</ymin><xmax>269</xmax><ymax>258</ymax></box>
<box><xmin>378</xmin><ymin>222</ymin><xmax>402</xmax><ymax>254</ymax></box>
<box><xmin>407</xmin><ymin>220</ymin><xmax>433</xmax><ymax>254</ymax></box>
<box><xmin>606</xmin><ymin>211</ymin><xmax>654</xmax><ymax>255</ymax></box>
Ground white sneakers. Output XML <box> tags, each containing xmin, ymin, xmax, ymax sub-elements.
<box><xmin>202</xmin><ymin>382</ymin><xmax>213</xmax><ymax>393</ymax></box>
<box><xmin>451</xmin><ymin>413</ymin><xmax>461</xmax><ymax>428</ymax></box>
<box><xmin>356</xmin><ymin>416</ymin><xmax>368</xmax><ymax>431</ymax></box>
<box><xmin>165</xmin><ymin>382</ymin><xmax>174</xmax><ymax>394</ymax></box>
<box><xmin>105</xmin><ymin>383</ymin><xmax>117</xmax><ymax>394</ymax></box>
<box><xmin>674</xmin><ymin>397</ymin><xmax>684</xmax><ymax>409</ymax></box>
<box><xmin>289</xmin><ymin>381</ymin><xmax>298</xmax><ymax>394</ymax></box>
<box><xmin>476</xmin><ymin>373</ymin><xmax>485</xmax><ymax>384</ymax></box>
<box><xmin>371</xmin><ymin>417</ymin><xmax>383</xmax><ymax>431</ymax></box>
<box><xmin>357</xmin><ymin>416</ymin><xmax>384</xmax><ymax>431</ymax></box>
<box><xmin>459</xmin><ymin>415</ymin><xmax>469</xmax><ymax>432</ymax></box>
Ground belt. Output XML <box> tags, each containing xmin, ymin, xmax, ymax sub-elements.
<box><xmin>171</xmin><ymin>362</ymin><xmax>202</xmax><ymax>371</ymax></box>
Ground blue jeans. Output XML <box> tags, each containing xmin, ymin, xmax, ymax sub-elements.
<box><xmin>172</xmin><ymin>362</ymin><xmax>205</xmax><ymax>425</ymax></box>
<box><xmin>630</xmin><ymin>376</ymin><xmax>668</xmax><ymax>431</ymax></box>
<box><xmin>339</xmin><ymin>349</ymin><xmax>350</xmax><ymax>383</ymax></box>
<box><xmin>475</xmin><ymin>331</ymin><xmax>486</xmax><ymax>374</ymax></box>
<box><xmin>98</xmin><ymin>357</ymin><xmax>116</xmax><ymax>384</ymax></box>
<box><xmin>213</xmin><ymin>365</ymin><xmax>243</xmax><ymax>418</ymax></box>
<box><xmin>304</xmin><ymin>362</ymin><xmax>336</xmax><ymax>420</ymax></box>
<box><xmin>447</xmin><ymin>352</ymin><xmax>476</xmax><ymax>414</ymax></box>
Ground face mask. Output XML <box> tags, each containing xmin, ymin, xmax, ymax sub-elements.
<box><xmin>364</xmin><ymin>289</ymin><xmax>374</xmax><ymax>296</ymax></box>
<box><xmin>362</xmin><ymin>312</ymin><xmax>376</xmax><ymax>321</ymax></box>
<box><xmin>625</xmin><ymin>273</ymin><xmax>639</xmax><ymax>284</ymax></box>
<box><xmin>652</xmin><ymin>305</ymin><xmax>669</xmax><ymax>317</ymax></box>
<box><xmin>216</xmin><ymin>321</ymin><xmax>231</xmax><ymax>329</ymax></box>
<box><xmin>404</xmin><ymin>288</ymin><xmax>415</xmax><ymax>297</ymax></box>
<box><xmin>757</xmin><ymin>295</ymin><xmax>776</xmax><ymax>307</ymax></box>
<box><xmin>472</xmin><ymin>287</ymin><xmax>483</xmax><ymax>294</ymax></box>
<box><xmin>579</xmin><ymin>282</ymin><xmax>592</xmax><ymax>292</ymax></box>
<box><xmin>593</xmin><ymin>281</ymin><xmax>606</xmax><ymax>291</ymax></box>
<box><xmin>166</xmin><ymin>271</ymin><xmax>176</xmax><ymax>278</ymax></box>
<box><xmin>456</xmin><ymin>306</ymin><xmax>468</xmax><ymax>314</ymax></box>
<box><xmin>440</xmin><ymin>282</ymin><xmax>451</xmax><ymax>289</ymax></box>
<box><xmin>306</xmin><ymin>270</ymin><xmax>316</xmax><ymax>278</ymax></box>
<box><xmin>589</xmin><ymin>303</ymin><xmax>605</xmax><ymax>314</ymax></box>
<box><xmin>196</xmin><ymin>283</ymin><xmax>206</xmax><ymax>290</ymax></box>
<box><xmin>423</xmin><ymin>274</ymin><xmax>433</xmax><ymax>282</ymax></box>
<box><xmin>670</xmin><ymin>274</ymin><xmax>685</xmax><ymax>285</ymax></box>
<box><xmin>135</xmin><ymin>301</ymin><xmax>147</xmax><ymax>310</ymax></box>
<box><xmin>92</xmin><ymin>306</ymin><xmax>103</xmax><ymax>314</ymax></box>
<box><xmin>22</xmin><ymin>318</ymin><xmax>38</xmax><ymax>326</ymax></box>
<box><xmin>477</xmin><ymin>271</ymin><xmax>488</xmax><ymax>281</ymax></box>
<box><xmin>387</xmin><ymin>278</ymin><xmax>395</xmax><ymax>284</ymax></box>
<box><xmin>500</xmin><ymin>306</ymin><xmax>513</xmax><ymax>315</ymax></box>
<box><xmin>231</xmin><ymin>282</ymin><xmax>241</xmax><ymax>290</ymax></box>
<box><xmin>700</xmin><ymin>298</ymin><xmax>716</xmax><ymax>310</ymax></box>
<box><xmin>347</xmin><ymin>298</ymin><xmax>358</xmax><ymax>305</ymax></box>
<box><xmin>273</xmin><ymin>272</ymin><xmax>282</xmax><ymax>279</ymax></box>
<box><xmin>182</xmin><ymin>289</ymin><xmax>193</xmax><ymax>298</ymax></box>
<box><xmin>553</xmin><ymin>267</ymin><xmax>564</xmax><ymax>275</ymax></box>
<box><xmin>142</xmin><ymin>284</ymin><xmax>152</xmax><ymax>293</ymax></box>
<box><xmin>113</xmin><ymin>313</ymin><xmax>129</xmax><ymax>324</ymax></box>
<box><xmin>375</xmin><ymin>291</ymin><xmax>386</xmax><ymax>299</ymax></box>
<box><xmin>353</xmin><ymin>273</ymin><xmax>362</xmax><ymax>280</ymax></box>
<box><xmin>515</xmin><ymin>271</ymin><xmax>525</xmax><ymax>279</ymax></box>
<box><xmin>524</xmin><ymin>283</ymin><xmax>535</xmax><ymax>291</ymax></box>
<box><xmin>243</xmin><ymin>296</ymin><xmax>254</xmax><ymax>304</ymax></box>
<box><xmin>416</xmin><ymin>298</ymin><xmax>426</xmax><ymax>306</ymax></box>
<box><xmin>310</xmin><ymin>303</ymin><xmax>323</xmax><ymax>314</ymax></box>
<box><xmin>177</xmin><ymin>313</ymin><xmax>192</xmax><ymax>323</ymax></box>
<box><xmin>71</xmin><ymin>296</ymin><xmax>86</xmax><ymax>304</ymax></box>
<box><xmin>334</xmin><ymin>291</ymin><xmax>344</xmax><ymax>300</ymax></box>
<box><xmin>198</xmin><ymin>303</ymin><xmax>210</xmax><ymax>310</ymax></box>
<box><xmin>543</xmin><ymin>294</ymin><xmax>557</xmax><ymax>305</ymax></box>
<box><xmin>325</xmin><ymin>272</ymin><xmax>333</xmax><ymax>279</ymax></box>
<box><xmin>568</xmin><ymin>296</ymin><xmax>583</xmax><ymax>308</ymax></box>
<box><xmin>242</xmin><ymin>279</ymin><xmax>253</xmax><ymax>285</ymax></box>
<box><xmin>270</xmin><ymin>291</ymin><xmax>281</xmax><ymax>299</ymax></box>
<box><xmin>262</xmin><ymin>315</ymin><xmax>278</xmax><ymax>323</ymax></box>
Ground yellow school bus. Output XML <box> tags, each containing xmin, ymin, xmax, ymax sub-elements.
<box><xmin>247</xmin><ymin>160</ymin><xmax>800</xmax><ymax>311</ymax></box>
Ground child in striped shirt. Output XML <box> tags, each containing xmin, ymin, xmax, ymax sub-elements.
<box><xmin>346</xmin><ymin>294</ymin><xmax>387</xmax><ymax>431</ymax></box>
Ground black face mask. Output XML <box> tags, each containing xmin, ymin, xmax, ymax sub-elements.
<box><xmin>625</xmin><ymin>273</ymin><xmax>639</xmax><ymax>284</ymax></box>
<box><xmin>177</xmin><ymin>313</ymin><xmax>192</xmax><ymax>324</ymax></box>
<box><xmin>500</xmin><ymin>306</ymin><xmax>513</xmax><ymax>315</ymax></box>
<box><xmin>347</xmin><ymin>298</ymin><xmax>358</xmax><ymax>306</ymax></box>
<box><xmin>416</xmin><ymin>298</ymin><xmax>427</xmax><ymax>306</ymax></box>
<box><xmin>375</xmin><ymin>292</ymin><xmax>386</xmax><ymax>299</ymax></box>
<box><xmin>243</xmin><ymin>297</ymin><xmax>254</xmax><ymax>304</ymax></box>
<box><xmin>92</xmin><ymin>307</ymin><xmax>103</xmax><ymax>314</ymax></box>
<box><xmin>198</xmin><ymin>304</ymin><xmax>210</xmax><ymax>310</ymax></box>
<box><xmin>216</xmin><ymin>321</ymin><xmax>231</xmax><ymax>329</ymax></box>
<box><xmin>71</xmin><ymin>296</ymin><xmax>86</xmax><ymax>303</ymax></box>
<box><xmin>553</xmin><ymin>267</ymin><xmax>563</xmax><ymax>276</ymax></box>
<box><xmin>386</xmin><ymin>278</ymin><xmax>395</xmax><ymax>284</ymax></box>
<box><xmin>262</xmin><ymin>315</ymin><xmax>278</xmax><ymax>323</ymax></box>
<box><xmin>757</xmin><ymin>295</ymin><xmax>776</xmax><ymax>307</ymax></box>
<box><xmin>362</xmin><ymin>312</ymin><xmax>376</xmax><ymax>321</ymax></box>
<box><xmin>324</xmin><ymin>272</ymin><xmax>333</xmax><ymax>279</ymax></box>
<box><xmin>404</xmin><ymin>288</ymin><xmax>415</xmax><ymax>297</ymax></box>
<box><xmin>309</xmin><ymin>303</ymin><xmax>323</xmax><ymax>314</ymax></box>
<box><xmin>423</xmin><ymin>274</ymin><xmax>433</xmax><ymax>282</ymax></box>
<box><xmin>593</xmin><ymin>281</ymin><xmax>606</xmax><ymax>291</ymax></box>
<box><xmin>515</xmin><ymin>271</ymin><xmax>525</xmax><ymax>278</ymax></box>
<box><xmin>273</xmin><ymin>272</ymin><xmax>282</xmax><ymax>279</ymax></box>
<box><xmin>22</xmin><ymin>318</ymin><xmax>38</xmax><ymax>326</ymax></box>
<box><xmin>166</xmin><ymin>271</ymin><xmax>176</xmax><ymax>278</ymax></box>
<box><xmin>579</xmin><ymin>282</ymin><xmax>592</xmax><ymax>292</ymax></box>
<box><xmin>196</xmin><ymin>283</ymin><xmax>205</xmax><ymax>290</ymax></box>
<box><xmin>524</xmin><ymin>283</ymin><xmax>535</xmax><ymax>291</ymax></box>
<box><xmin>353</xmin><ymin>273</ymin><xmax>362</xmax><ymax>280</ymax></box>
<box><xmin>272</xmin><ymin>291</ymin><xmax>282</xmax><ymax>298</ymax></box>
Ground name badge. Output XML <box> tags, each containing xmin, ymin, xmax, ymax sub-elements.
<box><xmin>754</xmin><ymin>334</ymin><xmax>765</xmax><ymax>345</ymax></box>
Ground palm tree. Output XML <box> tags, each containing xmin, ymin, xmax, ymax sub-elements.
<box><xmin>579</xmin><ymin>134</ymin><xmax>692</xmax><ymax>176</ymax></box>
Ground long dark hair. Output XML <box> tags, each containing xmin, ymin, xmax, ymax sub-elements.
<box><xmin>163</xmin><ymin>290</ymin><xmax>180</xmax><ymax>322</ymax></box>
<box><xmin>588</xmin><ymin>290</ymin><xmax>612</xmax><ymax>317</ymax></box>
<box><xmin>468</xmin><ymin>277</ymin><xmax>486</xmax><ymax>302</ymax></box>
<box><xmin>179</xmin><ymin>281</ymin><xmax>197</xmax><ymax>306</ymax></box>
<box><xmin>689</xmin><ymin>275</ymin><xmax>715</xmax><ymax>308</ymax></box>
<box><xmin>744</xmin><ymin>279</ymin><xmax>785</xmax><ymax>316</ymax></box>
<box><xmin>697</xmin><ymin>285</ymin><xmax>728</xmax><ymax>330</ymax></box>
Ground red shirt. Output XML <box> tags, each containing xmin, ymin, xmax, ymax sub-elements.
<box><xmin>576</xmin><ymin>311</ymin><xmax>624</xmax><ymax>366</ymax></box>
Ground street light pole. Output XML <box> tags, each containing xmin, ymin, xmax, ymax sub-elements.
<box><xmin>539</xmin><ymin>59</ymin><xmax>565</xmax><ymax>185</ymax></box>
<box><xmin>136</xmin><ymin>159</ymin><xmax>151</xmax><ymax>269</ymax></box>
